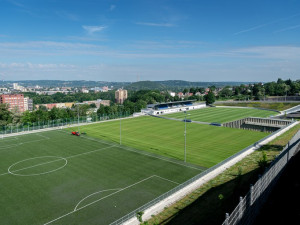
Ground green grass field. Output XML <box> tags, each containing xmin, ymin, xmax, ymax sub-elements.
<box><xmin>74</xmin><ymin>116</ymin><xmax>268</xmax><ymax>168</ymax></box>
<box><xmin>0</xmin><ymin>114</ymin><xmax>269</xmax><ymax>225</ymax></box>
<box><xmin>0</xmin><ymin>130</ymin><xmax>201</xmax><ymax>225</ymax></box>
<box><xmin>162</xmin><ymin>107</ymin><xmax>277</xmax><ymax>123</ymax></box>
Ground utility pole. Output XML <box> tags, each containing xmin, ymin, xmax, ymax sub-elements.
<box><xmin>184</xmin><ymin>111</ymin><xmax>190</xmax><ymax>163</ymax></box>
<box><xmin>184</xmin><ymin>112</ymin><xmax>187</xmax><ymax>162</ymax></box>
<box><xmin>119</xmin><ymin>105</ymin><xmax>123</xmax><ymax>145</ymax></box>
<box><xmin>77</xmin><ymin>104</ymin><xmax>80</xmax><ymax>134</ymax></box>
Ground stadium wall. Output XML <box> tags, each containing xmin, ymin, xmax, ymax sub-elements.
<box><xmin>222</xmin><ymin>117</ymin><xmax>292</xmax><ymax>132</ymax></box>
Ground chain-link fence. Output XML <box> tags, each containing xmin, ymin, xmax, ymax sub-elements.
<box><xmin>221</xmin><ymin>129</ymin><xmax>300</xmax><ymax>225</ymax></box>
<box><xmin>109</xmin><ymin>122</ymin><xmax>298</xmax><ymax>225</ymax></box>
<box><xmin>0</xmin><ymin>112</ymin><xmax>131</xmax><ymax>135</ymax></box>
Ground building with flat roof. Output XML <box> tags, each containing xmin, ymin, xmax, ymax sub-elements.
<box><xmin>115</xmin><ymin>88</ymin><xmax>128</xmax><ymax>104</ymax></box>
<box><xmin>142</xmin><ymin>100</ymin><xmax>206</xmax><ymax>115</ymax></box>
<box><xmin>24</xmin><ymin>97</ymin><xmax>33</xmax><ymax>111</ymax></box>
<box><xmin>0</xmin><ymin>94</ymin><xmax>25</xmax><ymax>112</ymax></box>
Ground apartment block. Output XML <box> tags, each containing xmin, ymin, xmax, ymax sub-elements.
<box><xmin>0</xmin><ymin>94</ymin><xmax>25</xmax><ymax>112</ymax></box>
<box><xmin>115</xmin><ymin>89</ymin><xmax>128</xmax><ymax>104</ymax></box>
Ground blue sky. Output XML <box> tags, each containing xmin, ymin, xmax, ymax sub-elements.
<box><xmin>0</xmin><ymin>0</ymin><xmax>300</xmax><ymax>82</ymax></box>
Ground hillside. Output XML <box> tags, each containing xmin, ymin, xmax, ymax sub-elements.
<box><xmin>1</xmin><ymin>80</ymin><xmax>253</xmax><ymax>90</ymax></box>
<box><xmin>125</xmin><ymin>81</ymin><xmax>166</xmax><ymax>90</ymax></box>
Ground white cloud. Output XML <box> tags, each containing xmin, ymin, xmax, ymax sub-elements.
<box><xmin>0</xmin><ymin>62</ymin><xmax>76</xmax><ymax>69</ymax></box>
<box><xmin>135</xmin><ymin>22</ymin><xmax>174</xmax><ymax>27</ymax></box>
<box><xmin>82</xmin><ymin>25</ymin><xmax>106</xmax><ymax>35</ymax></box>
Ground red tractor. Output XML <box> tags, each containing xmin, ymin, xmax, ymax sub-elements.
<box><xmin>71</xmin><ymin>131</ymin><xmax>80</xmax><ymax>136</ymax></box>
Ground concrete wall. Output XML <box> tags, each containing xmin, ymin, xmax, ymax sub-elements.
<box><xmin>222</xmin><ymin>117</ymin><xmax>292</xmax><ymax>132</ymax></box>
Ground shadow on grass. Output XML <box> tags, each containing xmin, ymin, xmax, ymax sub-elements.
<box><xmin>160</xmin><ymin>145</ymin><xmax>283</xmax><ymax>225</ymax></box>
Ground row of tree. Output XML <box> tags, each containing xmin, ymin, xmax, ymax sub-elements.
<box><xmin>0</xmin><ymin>104</ymin><xmax>94</xmax><ymax>126</ymax></box>
<box><xmin>181</xmin><ymin>79</ymin><xmax>300</xmax><ymax>101</ymax></box>
<box><xmin>24</xmin><ymin>91</ymin><xmax>116</xmax><ymax>104</ymax></box>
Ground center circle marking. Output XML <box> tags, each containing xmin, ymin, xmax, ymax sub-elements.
<box><xmin>8</xmin><ymin>156</ymin><xmax>68</xmax><ymax>176</ymax></box>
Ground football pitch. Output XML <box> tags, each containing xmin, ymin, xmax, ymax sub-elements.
<box><xmin>162</xmin><ymin>107</ymin><xmax>278</xmax><ymax>123</ymax></box>
<box><xmin>0</xmin><ymin>115</ymin><xmax>269</xmax><ymax>225</ymax></box>
<box><xmin>76</xmin><ymin>116</ymin><xmax>268</xmax><ymax>167</ymax></box>
<box><xmin>0</xmin><ymin>130</ymin><xmax>202</xmax><ymax>225</ymax></box>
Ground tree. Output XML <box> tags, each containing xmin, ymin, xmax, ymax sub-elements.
<box><xmin>205</xmin><ymin>91</ymin><xmax>215</xmax><ymax>105</ymax></box>
<box><xmin>220</xmin><ymin>87</ymin><xmax>233</xmax><ymax>98</ymax></box>
<box><xmin>0</xmin><ymin>104</ymin><xmax>12</xmax><ymax>126</ymax></box>
<box><xmin>89</xmin><ymin>103</ymin><xmax>97</xmax><ymax>108</ymax></box>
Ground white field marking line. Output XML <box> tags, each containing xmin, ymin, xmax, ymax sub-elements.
<box><xmin>0</xmin><ymin>145</ymin><xmax>116</xmax><ymax>178</ymax></box>
<box><xmin>44</xmin><ymin>175</ymin><xmax>157</xmax><ymax>225</ymax></box>
<box><xmin>74</xmin><ymin>188</ymin><xmax>122</xmax><ymax>211</ymax></box>
<box><xmin>35</xmin><ymin>133</ymin><xmax>50</xmax><ymax>139</ymax></box>
<box><xmin>0</xmin><ymin>138</ymin><xmax>49</xmax><ymax>151</ymax></box>
<box><xmin>0</xmin><ymin>136</ymin><xmax>18</xmax><ymax>142</ymax></box>
<box><xmin>0</xmin><ymin>133</ymin><xmax>49</xmax><ymax>150</ymax></box>
<box><xmin>0</xmin><ymin>172</ymin><xmax>9</xmax><ymax>176</ymax></box>
<box><xmin>8</xmin><ymin>156</ymin><xmax>68</xmax><ymax>177</ymax></box>
<box><xmin>153</xmin><ymin>175</ymin><xmax>180</xmax><ymax>185</ymax></box>
<box><xmin>74</xmin><ymin>175</ymin><xmax>179</xmax><ymax>212</ymax></box>
<box><xmin>0</xmin><ymin>157</ymin><xmax>65</xmax><ymax>177</ymax></box>
<box><xmin>58</xmin><ymin>130</ymin><xmax>203</xmax><ymax>171</ymax></box>
<box><xmin>0</xmin><ymin>143</ymin><xmax>20</xmax><ymax>150</ymax></box>
<box><xmin>65</xmin><ymin>145</ymin><xmax>117</xmax><ymax>160</ymax></box>
<box><xmin>45</xmin><ymin>174</ymin><xmax>179</xmax><ymax>225</ymax></box>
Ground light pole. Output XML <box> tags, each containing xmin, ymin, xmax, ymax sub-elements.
<box><xmin>119</xmin><ymin>105</ymin><xmax>124</xmax><ymax>145</ymax></box>
<box><xmin>184</xmin><ymin>111</ymin><xmax>190</xmax><ymax>163</ymax></box>
<box><xmin>77</xmin><ymin>104</ymin><xmax>80</xmax><ymax>134</ymax></box>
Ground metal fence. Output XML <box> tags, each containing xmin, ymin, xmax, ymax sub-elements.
<box><xmin>221</xmin><ymin>129</ymin><xmax>300</xmax><ymax>225</ymax></box>
<box><xmin>0</xmin><ymin>112</ymin><xmax>130</xmax><ymax>135</ymax></box>
<box><xmin>109</xmin><ymin>122</ymin><xmax>298</xmax><ymax>225</ymax></box>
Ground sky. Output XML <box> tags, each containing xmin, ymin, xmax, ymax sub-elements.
<box><xmin>0</xmin><ymin>0</ymin><xmax>300</xmax><ymax>82</ymax></box>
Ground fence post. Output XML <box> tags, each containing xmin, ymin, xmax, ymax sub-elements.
<box><xmin>258</xmin><ymin>175</ymin><xmax>262</xmax><ymax>198</ymax></box>
<box><xmin>250</xmin><ymin>184</ymin><xmax>254</xmax><ymax>206</ymax></box>
<box><xmin>238</xmin><ymin>196</ymin><xmax>243</xmax><ymax>220</ymax></box>
<box><xmin>225</xmin><ymin>213</ymin><xmax>230</xmax><ymax>225</ymax></box>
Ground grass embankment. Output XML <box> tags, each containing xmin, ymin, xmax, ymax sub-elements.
<box><xmin>145</xmin><ymin>123</ymin><xmax>300</xmax><ymax>225</ymax></box>
<box><xmin>215</xmin><ymin>102</ymin><xmax>299</xmax><ymax>111</ymax></box>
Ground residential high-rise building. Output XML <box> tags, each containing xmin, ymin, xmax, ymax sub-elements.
<box><xmin>0</xmin><ymin>94</ymin><xmax>25</xmax><ymax>112</ymax></box>
<box><xmin>24</xmin><ymin>97</ymin><xmax>33</xmax><ymax>111</ymax></box>
<box><xmin>115</xmin><ymin>88</ymin><xmax>128</xmax><ymax>104</ymax></box>
<box><xmin>13</xmin><ymin>83</ymin><xmax>19</xmax><ymax>90</ymax></box>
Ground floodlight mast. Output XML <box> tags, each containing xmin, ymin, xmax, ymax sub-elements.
<box><xmin>184</xmin><ymin>111</ymin><xmax>190</xmax><ymax>163</ymax></box>
<box><xmin>77</xmin><ymin>104</ymin><xmax>80</xmax><ymax>134</ymax></box>
<box><xmin>119</xmin><ymin>105</ymin><xmax>123</xmax><ymax>145</ymax></box>
<box><xmin>184</xmin><ymin>111</ymin><xmax>187</xmax><ymax>162</ymax></box>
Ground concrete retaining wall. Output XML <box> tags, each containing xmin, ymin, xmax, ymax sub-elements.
<box><xmin>222</xmin><ymin>117</ymin><xmax>292</xmax><ymax>132</ymax></box>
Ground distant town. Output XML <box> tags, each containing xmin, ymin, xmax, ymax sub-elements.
<box><xmin>0</xmin><ymin>79</ymin><xmax>299</xmax><ymax>127</ymax></box>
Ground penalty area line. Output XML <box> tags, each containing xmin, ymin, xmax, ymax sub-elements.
<box><xmin>43</xmin><ymin>175</ymin><xmax>157</xmax><ymax>225</ymax></box>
